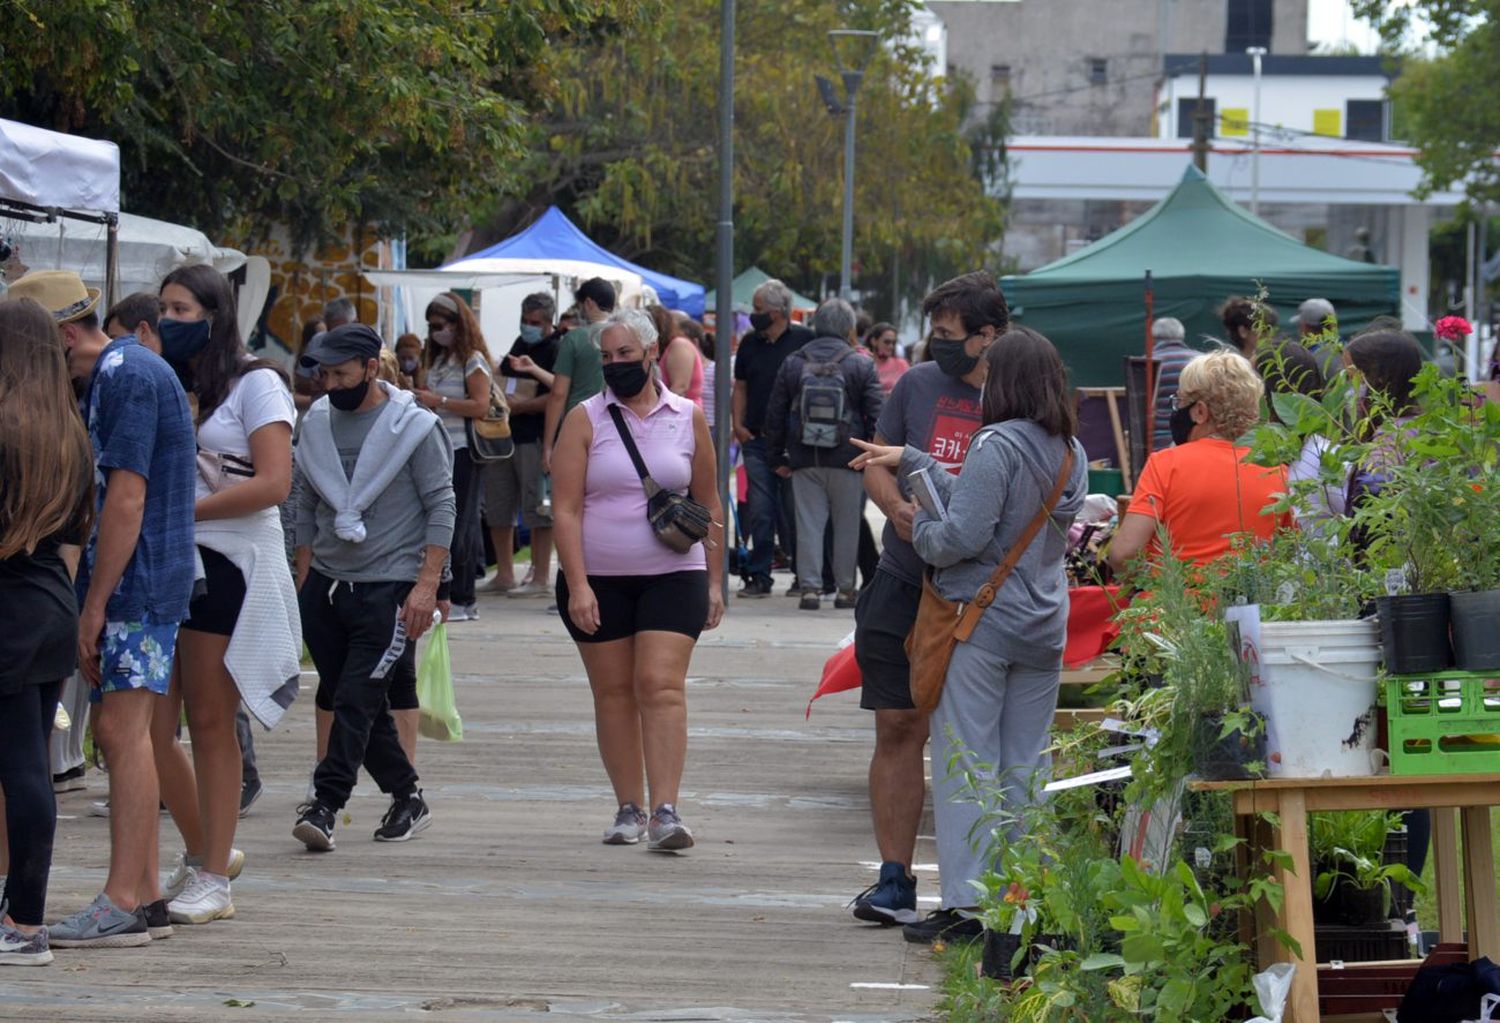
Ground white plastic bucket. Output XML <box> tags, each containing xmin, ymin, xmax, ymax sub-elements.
<box><xmin>1250</xmin><ymin>620</ymin><xmax>1381</xmax><ymax>778</ymax></box>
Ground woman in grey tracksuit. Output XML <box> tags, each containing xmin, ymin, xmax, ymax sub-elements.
<box><xmin>853</xmin><ymin>326</ymin><xmax>1087</xmax><ymax>926</ymax></box>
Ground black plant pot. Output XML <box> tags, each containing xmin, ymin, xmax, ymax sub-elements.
<box><xmin>1377</xmin><ymin>593</ymin><xmax>1453</xmax><ymax>674</ymax></box>
<box><xmin>1194</xmin><ymin>711</ymin><xmax>1267</xmax><ymax>781</ymax></box>
<box><xmin>980</xmin><ymin>930</ymin><xmax>1021</xmax><ymax>982</ymax></box>
<box><xmin>1321</xmin><ymin>880</ymin><xmax>1389</xmax><ymax>926</ymax></box>
<box><xmin>1450</xmin><ymin>589</ymin><xmax>1500</xmax><ymax>671</ymax></box>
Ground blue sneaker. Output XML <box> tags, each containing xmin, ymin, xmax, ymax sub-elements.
<box><xmin>851</xmin><ymin>861</ymin><xmax>918</xmax><ymax>925</ymax></box>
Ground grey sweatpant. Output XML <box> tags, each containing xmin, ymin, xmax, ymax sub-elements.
<box><xmin>791</xmin><ymin>466</ymin><xmax>863</xmax><ymax>593</ymax></box>
<box><xmin>929</xmin><ymin>641</ymin><xmax>1061</xmax><ymax>910</ymax></box>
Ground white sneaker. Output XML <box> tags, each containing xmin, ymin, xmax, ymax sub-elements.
<box><xmin>506</xmin><ymin>582</ymin><xmax>548</xmax><ymax>599</ymax></box>
<box><xmin>162</xmin><ymin>855</ymin><xmax>198</xmax><ymax>902</ymax></box>
<box><xmin>167</xmin><ymin>875</ymin><xmax>234</xmax><ymax>925</ymax></box>
<box><xmin>164</xmin><ymin>848</ymin><xmax>243</xmax><ymax>900</ymax></box>
<box><xmin>447</xmin><ymin>605</ymin><xmax>472</xmax><ymax>622</ymax></box>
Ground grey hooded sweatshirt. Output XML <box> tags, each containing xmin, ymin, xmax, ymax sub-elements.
<box><xmin>903</xmin><ymin>418</ymin><xmax>1087</xmax><ymax>667</ymax></box>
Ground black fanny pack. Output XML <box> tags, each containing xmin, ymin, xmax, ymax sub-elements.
<box><xmin>606</xmin><ymin>403</ymin><xmax>713</xmax><ymax>554</ymax></box>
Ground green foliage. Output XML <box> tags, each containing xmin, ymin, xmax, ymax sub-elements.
<box><xmin>504</xmin><ymin>0</ymin><xmax>1005</xmax><ymax>315</ymax></box>
<box><xmin>1309</xmin><ymin>810</ymin><xmax>1426</xmax><ymax>904</ymax></box>
<box><xmin>0</xmin><ymin>0</ymin><xmax>637</xmax><ymax>249</ymax></box>
<box><xmin>1353</xmin><ymin>1</ymin><xmax>1500</xmax><ymax>204</ymax></box>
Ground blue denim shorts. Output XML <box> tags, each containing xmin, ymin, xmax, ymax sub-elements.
<box><xmin>89</xmin><ymin>620</ymin><xmax>180</xmax><ymax>703</ymax></box>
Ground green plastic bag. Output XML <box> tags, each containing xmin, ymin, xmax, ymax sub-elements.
<box><xmin>416</xmin><ymin>622</ymin><xmax>462</xmax><ymax>741</ymax></box>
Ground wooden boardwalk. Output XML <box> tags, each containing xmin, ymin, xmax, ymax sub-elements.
<box><xmin>5</xmin><ymin>592</ymin><xmax>940</xmax><ymax>1022</ymax></box>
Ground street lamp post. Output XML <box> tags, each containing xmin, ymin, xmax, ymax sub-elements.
<box><xmin>822</xmin><ymin>30</ymin><xmax>879</xmax><ymax>300</ymax></box>
<box><xmin>1247</xmin><ymin>46</ymin><xmax>1267</xmax><ymax>215</ymax></box>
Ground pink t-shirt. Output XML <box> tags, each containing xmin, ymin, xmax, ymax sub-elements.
<box><xmin>875</xmin><ymin>354</ymin><xmax>910</xmax><ymax>395</ymax></box>
<box><xmin>580</xmin><ymin>387</ymin><xmax>706</xmax><ymax>576</ymax></box>
<box><xmin>659</xmin><ymin>335</ymin><xmax>704</xmax><ymax>407</ymax></box>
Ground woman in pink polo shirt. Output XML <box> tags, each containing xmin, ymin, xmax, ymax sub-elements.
<box><xmin>551</xmin><ymin>308</ymin><xmax>724</xmax><ymax>852</ymax></box>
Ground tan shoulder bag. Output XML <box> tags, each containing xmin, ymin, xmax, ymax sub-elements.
<box><xmin>904</xmin><ymin>446</ymin><xmax>1075</xmax><ymax>713</ymax></box>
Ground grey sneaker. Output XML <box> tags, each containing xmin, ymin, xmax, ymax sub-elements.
<box><xmin>0</xmin><ymin>923</ymin><xmax>52</xmax><ymax>965</ymax></box>
<box><xmin>602</xmin><ymin>802</ymin><xmax>648</xmax><ymax>845</ymax></box>
<box><xmin>48</xmin><ymin>894</ymin><xmax>150</xmax><ymax>948</ymax></box>
<box><xmin>647</xmin><ymin>803</ymin><xmax>695</xmax><ymax>852</ymax></box>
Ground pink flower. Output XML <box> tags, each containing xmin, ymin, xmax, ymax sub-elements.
<box><xmin>1435</xmin><ymin>316</ymin><xmax>1473</xmax><ymax>342</ymax></box>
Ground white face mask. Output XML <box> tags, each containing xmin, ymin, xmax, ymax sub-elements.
<box><xmin>430</xmin><ymin>326</ymin><xmax>456</xmax><ymax>348</ymax></box>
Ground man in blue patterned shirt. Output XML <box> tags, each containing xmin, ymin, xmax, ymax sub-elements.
<box><xmin>9</xmin><ymin>271</ymin><xmax>196</xmax><ymax>949</ymax></box>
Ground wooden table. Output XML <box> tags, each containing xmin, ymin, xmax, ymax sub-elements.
<box><xmin>1192</xmin><ymin>773</ymin><xmax>1500</xmax><ymax>1023</ymax></box>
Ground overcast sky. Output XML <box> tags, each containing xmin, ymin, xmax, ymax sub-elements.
<box><xmin>1307</xmin><ymin>0</ymin><xmax>1383</xmax><ymax>52</ymax></box>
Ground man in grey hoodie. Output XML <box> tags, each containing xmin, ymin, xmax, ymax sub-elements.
<box><xmin>290</xmin><ymin>324</ymin><xmax>455</xmax><ymax>852</ymax></box>
<box><xmin>764</xmin><ymin>298</ymin><xmax>884</xmax><ymax>610</ymax></box>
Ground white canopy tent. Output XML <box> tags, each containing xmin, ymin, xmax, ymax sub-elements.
<box><xmin>364</xmin><ymin>257</ymin><xmax>644</xmax><ymax>353</ymax></box>
<box><xmin>4</xmin><ymin>211</ymin><xmax>246</xmax><ymax>300</ymax></box>
<box><xmin>0</xmin><ymin>118</ymin><xmax>123</xmax><ymax>307</ymax></box>
<box><xmin>0</xmin><ymin>118</ymin><xmax>120</xmax><ymax>214</ymax></box>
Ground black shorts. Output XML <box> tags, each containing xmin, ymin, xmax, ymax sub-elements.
<box><xmin>556</xmin><ymin>571</ymin><xmax>709</xmax><ymax>644</ymax></box>
<box><xmin>183</xmin><ymin>547</ymin><xmax>246</xmax><ymax>637</ymax></box>
<box><xmin>854</xmin><ymin>569</ymin><xmax>921</xmax><ymax>711</ymax></box>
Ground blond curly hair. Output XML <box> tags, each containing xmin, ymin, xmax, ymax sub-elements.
<box><xmin>1177</xmin><ymin>350</ymin><xmax>1263</xmax><ymax>439</ymax></box>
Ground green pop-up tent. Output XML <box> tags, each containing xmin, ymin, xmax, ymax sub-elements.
<box><xmin>704</xmin><ymin>266</ymin><xmax>818</xmax><ymax>314</ymax></box>
<box><xmin>1002</xmin><ymin>166</ymin><xmax>1400</xmax><ymax>386</ymax></box>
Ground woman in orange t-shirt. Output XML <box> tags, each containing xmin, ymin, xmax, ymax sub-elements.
<box><xmin>1107</xmin><ymin>349</ymin><xmax>1293</xmax><ymax>572</ymax></box>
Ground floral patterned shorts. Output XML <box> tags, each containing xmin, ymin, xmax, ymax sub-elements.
<box><xmin>89</xmin><ymin>620</ymin><xmax>180</xmax><ymax>703</ymax></box>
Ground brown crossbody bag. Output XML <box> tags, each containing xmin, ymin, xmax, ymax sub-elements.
<box><xmin>904</xmin><ymin>446</ymin><xmax>1075</xmax><ymax>713</ymax></box>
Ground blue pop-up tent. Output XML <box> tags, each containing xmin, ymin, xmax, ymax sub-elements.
<box><xmin>461</xmin><ymin>206</ymin><xmax>705</xmax><ymax>318</ymax></box>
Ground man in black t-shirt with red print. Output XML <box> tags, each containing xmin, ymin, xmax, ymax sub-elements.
<box><xmin>848</xmin><ymin>271</ymin><xmax>1008</xmax><ymax>946</ymax></box>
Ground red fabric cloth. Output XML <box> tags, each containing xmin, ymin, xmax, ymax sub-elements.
<box><xmin>806</xmin><ymin>586</ymin><xmax>1127</xmax><ymax>716</ymax></box>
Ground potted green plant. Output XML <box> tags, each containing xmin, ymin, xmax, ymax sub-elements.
<box><xmin>1309</xmin><ymin>811</ymin><xmax>1425</xmax><ymax>926</ymax></box>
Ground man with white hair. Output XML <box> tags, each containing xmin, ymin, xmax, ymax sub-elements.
<box><xmin>1148</xmin><ymin>317</ymin><xmax>1195</xmax><ymax>450</ymax></box>
<box><xmin>764</xmin><ymin>298</ymin><xmax>883</xmax><ymax>609</ymax></box>
<box><xmin>1293</xmin><ymin>297</ymin><xmax>1341</xmax><ymax>378</ymax></box>
<box><xmin>731</xmin><ymin>279</ymin><xmax>814</xmax><ymax>597</ymax></box>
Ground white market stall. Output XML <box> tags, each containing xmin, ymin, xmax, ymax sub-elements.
<box><xmin>0</xmin><ymin>117</ymin><xmax>121</xmax><ymax>306</ymax></box>
<box><xmin>364</xmin><ymin>256</ymin><xmax>643</xmax><ymax>353</ymax></box>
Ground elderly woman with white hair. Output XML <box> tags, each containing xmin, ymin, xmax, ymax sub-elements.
<box><xmin>551</xmin><ymin>308</ymin><xmax>725</xmax><ymax>852</ymax></box>
<box><xmin>1108</xmin><ymin>349</ymin><xmax>1294</xmax><ymax>572</ymax></box>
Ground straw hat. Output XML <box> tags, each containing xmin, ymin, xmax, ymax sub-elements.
<box><xmin>5</xmin><ymin>269</ymin><xmax>101</xmax><ymax>323</ymax></box>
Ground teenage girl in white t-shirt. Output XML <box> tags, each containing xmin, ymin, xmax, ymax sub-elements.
<box><xmin>149</xmin><ymin>265</ymin><xmax>297</xmax><ymax>926</ymax></box>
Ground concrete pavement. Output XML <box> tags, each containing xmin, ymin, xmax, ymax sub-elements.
<box><xmin>8</xmin><ymin>585</ymin><xmax>941</xmax><ymax>1022</ymax></box>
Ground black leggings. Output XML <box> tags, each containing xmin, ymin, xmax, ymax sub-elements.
<box><xmin>0</xmin><ymin>680</ymin><xmax>62</xmax><ymax>926</ymax></box>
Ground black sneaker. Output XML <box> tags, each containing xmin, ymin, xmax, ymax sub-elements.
<box><xmin>293</xmin><ymin>802</ymin><xmax>337</xmax><ymax>852</ymax></box>
<box><xmin>373</xmin><ymin>790</ymin><xmax>432</xmax><ymax>842</ymax></box>
<box><xmin>139</xmin><ymin>899</ymin><xmax>174</xmax><ymax>940</ymax></box>
<box><xmin>902</xmin><ymin>908</ymin><xmax>983</xmax><ymax>945</ymax></box>
<box><xmin>52</xmin><ymin>765</ymin><xmax>87</xmax><ymax>793</ymax></box>
<box><xmin>737</xmin><ymin>577</ymin><xmax>772</xmax><ymax>598</ymax></box>
<box><xmin>238</xmin><ymin>777</ymin><xmax>263</xmax><ymax>818</ymax></box>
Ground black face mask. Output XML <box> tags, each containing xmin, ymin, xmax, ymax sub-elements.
<box><xmin>1169</xmin><ymin>402</ymin><xmax>1197</xmax><ymax>446</ymax></box>
<box><xmin>157</xmin><ymin>317</ymin><xmax>212</xmax><ymax>368</ymax></box>
<box><xmin>603</xmin><ymin>359</ymin><xmax>649</xmax><ymax>399</ymax></box>
<box><xmin>929</xmin><ymin>336</ymin><xmax>980</xmax><ymax>379</ymax></box>
<box><xmin>748</xmin><ymin>312</ymin><xmax>774</xmax><ymax>333</ymax></box>
<box><xmin>327</xmin><ymin>377</ymin><xmax>370</xmax><ymax>412</ymax></box>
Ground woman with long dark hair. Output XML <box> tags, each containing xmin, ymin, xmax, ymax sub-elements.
<box><xmin>414</xmin><ymin>292</ymin><xmax>493</xmax><ymax>621</ymax></box>
<box><xmin>151</xmin><ymin>264</ymin><xmax>300</xmax><ymax>925</ymax></box>
<box><xmin>0</xmin><ymin>298</ymin><xmax>94</xmax><ymax>964</ymax></box>
<box><xmin>850</xmin><ymin>326</ymin><xmax>1087</xmax><ymax>943</ymax></box>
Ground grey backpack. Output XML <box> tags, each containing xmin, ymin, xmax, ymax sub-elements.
<box><xmin>797</xmin><ymin>346</ymin><xmax>854</xmax><ymax>449</ymax></box>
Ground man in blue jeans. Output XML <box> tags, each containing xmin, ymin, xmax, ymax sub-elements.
<box><xmin>731</xmin><ymin>279</ymin><xmax>813</xmax><ymax>597</ymax></box>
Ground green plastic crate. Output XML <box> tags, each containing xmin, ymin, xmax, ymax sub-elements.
<box><xmin>1385</xmin><ymin>671</ymin><xmax>1500</xmax><ymax>776</ymax></box>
